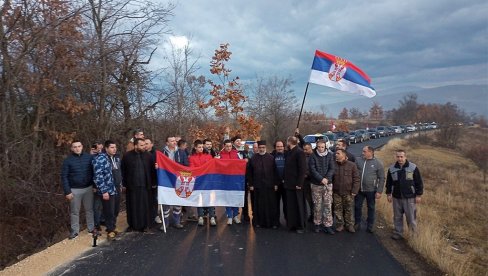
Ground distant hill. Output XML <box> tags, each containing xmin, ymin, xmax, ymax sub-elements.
<box><xmin>321</xmin><ymin>84</ymin><xmax>488</xmax><ymax>117</ymax></box>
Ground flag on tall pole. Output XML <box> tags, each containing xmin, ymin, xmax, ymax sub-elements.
<box><xmin>309</xmin><ymin>50</ymin><xmax>376</xmax><ymax>98</ymax></box>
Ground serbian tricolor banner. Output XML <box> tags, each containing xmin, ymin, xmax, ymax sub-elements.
<box><xmin>156</xmin><ymin>151</ymin><xmax>246</xmax><ymax>207</ymax></box>
<box><xmin>309</xmin><ymin>50</ymin><xmax>376</xmax><ymax>98</ymax></box>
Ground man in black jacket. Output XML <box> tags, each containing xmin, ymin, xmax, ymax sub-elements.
<box><xmin>308</xmin><ymin>140</ymin><xmax>336</xmax><ymax>234</ymax></box>
<box><xmin>283</xmin><ymin>136</ymin><xmax>307</xmax><ymax>233</ymax></box>
<box><xmin>385</xmin><ymin>149</ymin><xmax>423</xmax><ymax>240</ymax></box>
<box><xmin>61</xmin><ymin>141</ymin><xmax>95</xmax><ymax>239</ymax></box>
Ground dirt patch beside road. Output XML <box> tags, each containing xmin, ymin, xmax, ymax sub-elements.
<box><xmin>0</xmin><ymin>213</ymin><xmax>128</xmax><ymax>276</ymax></box>
<box><xmin>373</xmin><ymin>214</ymin><xmax>445</xmax><ymax>276</ymax></box>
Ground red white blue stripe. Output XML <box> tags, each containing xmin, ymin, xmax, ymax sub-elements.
<box><xmin>309</xmin><ymin>50</ymin><xmax>376</xmax><ymax>98</ymax></box>
<box><xmin>156</xmin><ymin>152</ymin><xmax>246</xmax><ymax>207</ymax></box>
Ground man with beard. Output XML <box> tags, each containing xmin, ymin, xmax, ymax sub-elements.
<box><xmin>121</xmin><ymin>138</ymin><xmax>156</xmax><ymax>232</ymax></box>
<box><xmin>126</xmin><ymin>129</ymin><xmax>145</xmax><ymax>152</ymax></box>
<box><xmin>283</xmin><ymin>136</ymin><xmax>307</xmax><ymax>234</ymax></box>
<box><xmin>247</xmin><ymin>141</ymin><xmax>279</xmax><ymax>229</ymax></box>
<box><xmin>271</xmin><ymin>140</ymin><xmax>287</xmax><ymax>223</ymax></box>
<box><xmin>333</xmin><ymin>149</ymin><xmax>360</xmax><ymax>233</ymax></box>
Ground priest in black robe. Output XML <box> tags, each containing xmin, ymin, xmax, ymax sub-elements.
<box><xmin>121</xmin><ymin>138</ymin><xmax>156</xmax><ymax>231</ymax></box>
<box><xmin>247</xmin><ymin>140</ymin><xmax>279</xmax><ymax>228</ymax></box>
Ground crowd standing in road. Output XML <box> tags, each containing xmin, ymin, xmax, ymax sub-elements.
<box><xmin>60</xmin><ymin>129</ymin><xmax>423</xmax><ymax>241</ymax></box>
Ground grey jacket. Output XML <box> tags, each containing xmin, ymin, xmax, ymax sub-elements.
<box><xmin>355</xmin><ymin>157</ymin><xmax>385</xmax><ymax>193</ymax></box>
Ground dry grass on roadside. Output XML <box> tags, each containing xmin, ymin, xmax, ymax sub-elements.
<box><xmin>375</xmin><ymin>136</ymin><xmax>488</xmax><ymax>276</ymax></box>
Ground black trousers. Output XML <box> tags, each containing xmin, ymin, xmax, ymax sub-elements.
<box><xmin>285</xmin><ymin>189</ymin><xmax>305</xmax><ymax>230</ymax></box>
<box><xmin>101</xmin><ymin>195</ymin><xmax>116</xmax><ymax>232</ymax></box>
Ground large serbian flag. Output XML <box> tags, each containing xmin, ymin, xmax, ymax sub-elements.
<box><xmin>309</xmin><ymin>50</ymin><xmax>376</xmax><ymax>98</ymax></box>
<box><xmin>156</xmin><ymin>151</ymin><xmax>246</xmax><ymax>207</ymax></box>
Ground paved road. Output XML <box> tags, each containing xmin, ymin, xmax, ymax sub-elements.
<box><xmin>51</xmin><ymin>135</ymin><xmax>408</xmax><ymax>276</ymax></box>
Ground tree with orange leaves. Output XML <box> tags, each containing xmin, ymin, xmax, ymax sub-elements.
<box><xmin>192</xmin><ymin>43</ymin><xmax>262</xmax><ymax>143</ymax></box>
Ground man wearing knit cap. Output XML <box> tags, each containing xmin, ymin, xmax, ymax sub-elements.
<box><xmin>247</xmin><ymin>141</ymin><xmax>279</xmax><ymax>228</ymax></box>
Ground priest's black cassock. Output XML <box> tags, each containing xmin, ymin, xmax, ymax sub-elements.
<box><xmin>121</xmin><ymin>150</ymin><xmax>156</xmax><ymax>231</ymax></box>
<box><xmin>247</xmin><ymin>152</ymin><xmax>279</xmax><ymax>228</ymax></box>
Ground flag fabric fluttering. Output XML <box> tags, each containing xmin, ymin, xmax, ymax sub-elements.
<box><xmin>156</xmin><ymin>152</ymin><xmax>246</xmax><ymax>207</ymax></box>
<box><xmin>309</xmin><ymin>50</ymin><xmax>376</xmax><ymax>98</ymax></box>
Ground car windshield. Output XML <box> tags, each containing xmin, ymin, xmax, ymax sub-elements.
<box><xmin>349</xmin><ymin>132</ymin><xmax>355</xmax><ymax>135</ymax></box>
<box><xmin>325</xmin><ymin>134</ymin><xmax>335</xmax><ymax>140</ymax></box>
<box><xmin>304</xmin><ymin>136</ymin><xmax>322</xmax><ymax>143</ymax></box>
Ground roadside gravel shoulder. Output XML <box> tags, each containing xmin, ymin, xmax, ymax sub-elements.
<box><xmin>0</xmin><ymin>213</ymin><xmax>128</xmax><ymax>276</ymax></box>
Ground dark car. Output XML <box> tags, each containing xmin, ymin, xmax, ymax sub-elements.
<box><xmin>386</xmin><ymin>126</ymin><xmax>396</xmax><ymax>136</ymax></box>
<box><xmin>335</xmin><ymin>131</ymin><xmax>350</xmax><ymax>145</ymax></box>
<box><xmin>347</xmin><ymin>131</ymin><xmax>362</xmax><ymax>144</ymax></box>
<box><xmin>324</xmin><ymin>132</ymin><xmax>339</xmax><ymax>149</ymax></box>
<box><xmin>367</xmin><ymin>128</ymin><xmax>379</xmax><ymax>139</ymax></box>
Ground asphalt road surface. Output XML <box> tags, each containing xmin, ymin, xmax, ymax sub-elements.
<box><xmin>51</xmin><ymin>135</ymin><xmax>408</xmax><ymax>276</ymax></box>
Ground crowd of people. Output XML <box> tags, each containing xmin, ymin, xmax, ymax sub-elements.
<box><xmin>61</xmin><ymin>128</ymin><xmax>423</xmax><ymax>241</ymax></box>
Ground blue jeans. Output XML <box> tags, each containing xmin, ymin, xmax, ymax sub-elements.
<box><xmin>197</xmin><ymin>207</ymin><xmax>216</xmax><ymax>218</ymax></box>
<box><xmin>354</xmin><ymin>191</ymin><xmax>376</xmax><ymax>229</ymax></box>
<box><xmin>225</xmin><ymin>207</ymin><xmax>239</xmax><ymax>218</ymax></box>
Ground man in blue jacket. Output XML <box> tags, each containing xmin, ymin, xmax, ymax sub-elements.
<box><xmin>61</xmin><ymin>141</ymin><xmax>95</xmax><ymax>239</ymax></box>
<box><xmin>92</xmin><ymin>140</ymin><xmax>120</xmax><ymax>240</ymax></box>
<box><xmin>386</xmin><ymin>149</ymin><xmax>423</xmax><ymax>240</ymax></box>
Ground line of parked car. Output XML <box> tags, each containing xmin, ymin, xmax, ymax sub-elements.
<box><xmin>303</xmin><ymin>122</ymin><xmax>438</xmax><ymax>148</ymax></box>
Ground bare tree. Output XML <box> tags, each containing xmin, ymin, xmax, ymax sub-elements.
<box><xmin>84</xmin><ymin>0</ymin><xmax>174</xmax><ymax>135</ymax></box>
<box><xmin>247</xmin><ymin>75</ymin><xmax>298</xmax><ymax>142</ymax></box>
<box><xmin>157</xmin><ymin>38</ymin><xmax>208</xmax><ymax>137</ymax></box>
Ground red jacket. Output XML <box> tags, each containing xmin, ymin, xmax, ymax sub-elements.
<box><xmin>189</xmin><ymin>152</ymin><xmax>213</xmax><ymax>167</ymax></box>
<box><xmin>219</xmin><ymin>149</ymin><xmax>240</xmax><ymax>159</ymax></box>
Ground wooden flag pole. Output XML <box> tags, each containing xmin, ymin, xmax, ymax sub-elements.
<box><xmin>296</xmin><ymin>82</ymin><xmax>310</xmax><ymax>128</ymax></box>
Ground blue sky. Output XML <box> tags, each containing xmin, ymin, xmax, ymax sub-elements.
<box><xmin>154</xmin><ymin>0</ymin><xmax>488</xmax><ymax>109</ymax></box>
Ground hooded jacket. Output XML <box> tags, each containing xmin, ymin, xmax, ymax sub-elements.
<box><xmin>309</xmin><ymin>149</ymin><xmax>335</xmax><ymax>185</ymax></box>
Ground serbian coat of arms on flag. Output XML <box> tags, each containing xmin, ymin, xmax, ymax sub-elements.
<box><xmin>309</xmin><ymin>50</ymin><xmax>376</xmax><ymax>98</ymax></box>
<box><xmin>156</xmin><ymin>152</ymin><xmax>246</xmax><ymax>207</ymax></box>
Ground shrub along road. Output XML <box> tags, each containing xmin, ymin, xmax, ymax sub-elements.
<box><xmin>50</xmin><ymin>135</ymin><xmax>410</xmax><ymax>276</ymax></box>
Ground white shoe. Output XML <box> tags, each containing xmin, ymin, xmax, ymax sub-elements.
<box><xmin>198</xmin><ymin>217</ymin><xmax>204</xmax><ymax>226</ymax></box>
<box><xmin>210</xmin><ymin>217</ymin><xmax>217</xmax><ymax>226</ymax></box>
<box><xmin>155</xmin><ymin>216</ymin><xmax>162</xmax><ymax>224</ymax></box>
<box><xmin>233</xmin><ymin>216</ymin><xmax>241</xmax><ymax>224</ymax></box>
<box><xmin>227</xmin><ymin>218</ymin><xmax>233</xmax><ymax>225</ymax></box>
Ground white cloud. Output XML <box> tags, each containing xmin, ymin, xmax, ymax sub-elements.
<box><xmin>155</xmin><ymin>0</ymin><xmax>487</xmax><ymax>106</ymax></box>
<box><xmin>169</xmin><ymin>35</ymin><xmax>189</xmax><ymax>49</ymax></box>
